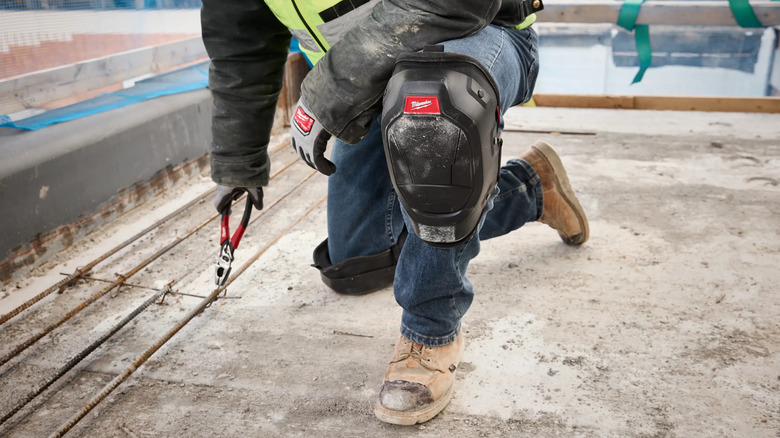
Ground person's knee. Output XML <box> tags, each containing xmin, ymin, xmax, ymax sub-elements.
<box><xmin>381</xmin><ymin>46</ymin><xmax>502</xmax><ymax>247</ymax></box>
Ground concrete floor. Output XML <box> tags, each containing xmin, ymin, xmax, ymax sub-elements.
<box><xmin>1</xmin><ymin>106</ymin><xmax>779</xmax><ymax>437</ymax></box>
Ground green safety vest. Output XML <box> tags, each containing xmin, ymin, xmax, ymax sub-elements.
<box><xmin>265</xmin><ymin>0</ymin><xmax>536</xmax><ymax>65</ymax></box>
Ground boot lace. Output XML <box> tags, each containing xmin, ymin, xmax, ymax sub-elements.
<box><xmin>401</xmin><ymin>340</ymin><xmax>436</xmax><ymax>370</ymax></box>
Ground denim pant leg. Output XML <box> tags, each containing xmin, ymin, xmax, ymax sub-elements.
<box><xmin>478</xmin><ymin>26</ymin><xmax>544</xmax><ymax>240</ymax></box>
<box><xmin>327</xmin><ymin>113</ymin><xmax>405</xmax><ymax>264</ymax></box>
<box><xmin>396</xmin><ymin>25</ymin><xmax>543</xmax><ymax>346</ymax></box>
<box><xmin>326</xmin><ymin>25</ymin><xmax>542</xmax><ymax>346</ymax></box>
<box><xmin>480</xmin><ymin>159</ymin><xmax>543</xmax><ymax>240</ymax></box>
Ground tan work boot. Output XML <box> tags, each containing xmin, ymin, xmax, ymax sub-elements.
<box><xmin>521</xmin><ymin>141</ymin><xmax>589</xmax><ymax>245</ymax></box>
<box><xmin>374</xmin><ymin>334</ymin><xmax>465</xmax><ymax>425</ymax></box>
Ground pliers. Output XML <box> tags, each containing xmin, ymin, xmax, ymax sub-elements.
<box><xmin>215</xmin><ymin>196</ymin><xmax>253</xmax><ymax>286</ymax></box>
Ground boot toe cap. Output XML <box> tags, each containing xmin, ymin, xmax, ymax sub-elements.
<box><xmin>560</xmin><ymin>231</ymin><xmax>587</xmax><ymax>245</ymax></box>
<box><xmin>378</xmin><ymin>380</ymin><xmax>435</xmax><ymax>412</ymax></box>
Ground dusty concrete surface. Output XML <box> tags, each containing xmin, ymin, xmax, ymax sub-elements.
<box><xmin>1</xmin><ymin>107</ymin><xmax>779</xmax><ymax>438</ymax></box>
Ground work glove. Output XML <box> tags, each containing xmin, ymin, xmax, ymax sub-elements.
<box><xmin>213</xmin><ymin>185</ymin><xmax>264</xmax><ymax>214</ymax></box>
<box><xmin>290</xmin><ymin>98</ymin><xmax>336</xmax><ymax>176</ymax></box>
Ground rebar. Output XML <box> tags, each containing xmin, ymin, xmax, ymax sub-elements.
<box><xmin>0</xmin><ymin>141</ymin><xmax>292</xmax><ymax>328</ymax></box>
<box><xmin>0</xmin><ymin>188</ymin><xmax>215</xmax><ymax>327</ymax></box>
<box><xmin>0</xmin><ymin>208</ymin><xmax>218</xmax><ymax>368</ymax></box>
<box><xmin>0</xmin><ymin>169</ymin><xmax>316</xmax><ymax>434</ymax></box>
<box><xmin>0</xmin><ymin>158</ymin><xmax>304</xmax><ymax>368</ymax></box>
<box><xmin>0</xmin><ymin>283</ymin><xmax>173</xmax><ymax>426</ymax></box>
<box><xmin>49</xmin><ymin>194</ymin><xmax>325</xmax><ymax>438</ymax></box>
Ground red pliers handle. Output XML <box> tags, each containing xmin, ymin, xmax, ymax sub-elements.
<box><xmin>215</xmin><ymin>196</ymin><xmax>253</xmax><ymax>286</ymax></box>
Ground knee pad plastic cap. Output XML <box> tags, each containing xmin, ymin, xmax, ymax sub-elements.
<box><xmin>381</xmin><ymin>48</ymin><xmax>502</xmax><ymax>247</ymax></box>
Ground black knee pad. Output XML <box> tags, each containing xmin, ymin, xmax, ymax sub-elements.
<box><xmin>381</xmin><ymin>46</ymin><xmax>502</xmax><ymax>247</ymax></box>
<box><xmin>312</xmin><ymin>229</ymin><xmax>408</xmax><ymax>295</ymax></box>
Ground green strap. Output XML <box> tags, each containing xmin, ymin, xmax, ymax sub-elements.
<box><xmin>632</xmin><ymin>25</ymin><xmax>651</xmax><ymax>83</ymax></box>
<box><xmin>727</xmin><ymin>0</ymin><xmax>764</xmax><ymax>27</ymax></box>
<box><xmin>618</xmin><ymin>0</ymin><xmax>652</xmax><ymax>84</ymax></box>
<box><xmin>617</xmin><ymin>0</ymin><xmax>644</xmax><ymax>31</ymax></box>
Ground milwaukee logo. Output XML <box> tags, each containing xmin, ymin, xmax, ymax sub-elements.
<box><xmin>404</xmin><ymin>96</ymin><xmax>441</xmax><ymax>115</ymax></box>
<box><xmin>411</xmin><ymin>99</ymin><xmax>432</xmax><ymax>110</ymax></box>
<box><xmin>294</xmin><ymin>106</ymin><xmax>314</xmax><ymax>134</ymax></box>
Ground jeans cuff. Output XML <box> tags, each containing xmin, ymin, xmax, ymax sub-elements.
<box><xmin>400</xmin><ymin>322</ymin><xmax>461</xmax><ymax>347</ymax></box>
<box><xmin>512</xmin><ymin>158</ymin><xmax>544</xmax><ymax>221</ymax></box>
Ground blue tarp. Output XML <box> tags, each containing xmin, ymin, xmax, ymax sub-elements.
<box><xmin>1</xmin><ymin>38</ymin><xmax>310</xmax><ymax>131</ymax></box>
<box><xmin>0</xmin><ymin>63</ymin><xmax>210</xmax><ymax>131</ymax></box>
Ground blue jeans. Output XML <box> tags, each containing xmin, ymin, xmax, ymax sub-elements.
<box><xmin>326</xmin><ymin>25</ymin><xmax>542</xmax><ymax>346</ymax></box>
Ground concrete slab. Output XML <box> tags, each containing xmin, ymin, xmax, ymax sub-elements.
<box><xmin>0</xmin><ymin>89</ymin><xmax>212</xmax><ymax>281</ymax></box>
<box><xmin>0</xmin><ymin>107</ymin><xmax>778</xmax><ymax>437</ymax></box>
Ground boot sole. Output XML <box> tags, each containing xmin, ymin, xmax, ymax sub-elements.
<box><xmin>532</xmin><ymin>141</ymin><xmax>590</xmax><ymax>245</ymax></box>
<box><xmin>373</xmin><ymin>382</ymin><xmax>455</xmax><ymax>425</ymax></box>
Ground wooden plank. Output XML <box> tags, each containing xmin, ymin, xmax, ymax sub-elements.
<box><xmin>0</xmin><ymin>36</ymin><xmax>207</xmax><ymax>115</ymax></box>
<box><xmin>273</xmin><ymin>52</ymin><xmax>311</xmax><ymax>134</ymax></box>
<box><xmin>634</xmin><ymin>95</ymin><xmax>780</xmax><ymax>112</ymax></box>
<box><xmin>531</xmin><ymin>93</ymin><xmax>780</xmax><ymax>113</ymax></box>
<box><xmin>533</xmin><ymin>94</ymin><xmax>636</xmax><ymax>109</ymax></box>
<box><xmin>537</xmin><ymin>0</ymin><xmax>780</xmax><ymax>26</ymax></box>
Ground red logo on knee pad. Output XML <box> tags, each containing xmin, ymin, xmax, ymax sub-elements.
<box><xmin>404</xmin><ymin>96</ymin><xmax>441</xmax><ymax>115</ymax></box>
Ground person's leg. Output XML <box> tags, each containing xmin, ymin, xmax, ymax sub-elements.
<box><xmin>326</xmin><ymin>113</ymin><xmax>404</xmax><ymax>263</ymax></box>
<box><xmin>471</xmin><ymin>27</ymin><xmax>587</xmax><ymax>244</ymax></box>
<box><xmin>375</xmin><ymin>24</ymin><xmax>543</xmax><ymax>425</ymax></box>
<box><xmin>393</xmin><ymin>24</ymin><xmax>540</xmax><ymax>347</ymax></box>
<box><xmin>390</xmin><ymin>25</ymin><xmax>588</xmax><ymax>339</ymax></box>
<box><xmin>467</xmin><ymin>25</ymin><xmax>544</xmax><ymax>241</ymax></box>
